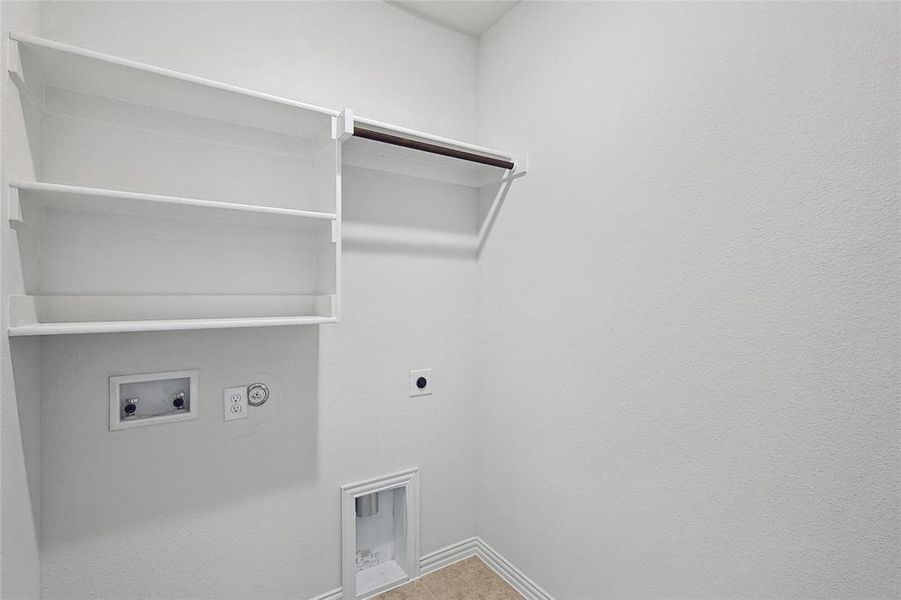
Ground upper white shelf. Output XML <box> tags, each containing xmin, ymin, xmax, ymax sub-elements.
<box><xmin>9</xmin><ymin>181</ymin><xmax>336</xmax><ymax>230</ymax></box>
<box><xmin>342</xmin><ymin>115</ymin><xmax>522</xmax><ymax>189</ymax></box>
<box><xmin>354</xmin><ymin>116</ymin><xmax>515</xmax><ymax>166</ymax></box>
<box><xmin>8</xmin><ymin>33</ymin><xmax>524</xmax><ymax>187</ymax></box>
<box><xmin>8</xmin><ymin>32</ymin><xmax>337</xmax><ymax>138</ymax></box>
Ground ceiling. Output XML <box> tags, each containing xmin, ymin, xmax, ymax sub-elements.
<box><xmin>387</xmin><ymin>1</ymin><xmax>519</xmax><ymax>37</ymax></box>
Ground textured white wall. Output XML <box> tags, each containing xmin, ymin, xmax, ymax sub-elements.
<box><xmin>34</xmin><ymin>3</ymin><xmax>479</xmax><ymax>599</ymax></box>
<box><xmin>1</xmin><ymin>1</ymin><xmax>42</xmax><ymax>598</ymax></box>
<box><xmin>10</xmin><ymin>3</ymin><xmax>900</xmax><ymax>599</ymax></box>
<box><xmin>476</xmin><ymin>3</ymin><xmax>899</xmax><ymax>599</ymax></box>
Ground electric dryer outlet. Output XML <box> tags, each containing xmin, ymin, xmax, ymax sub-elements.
<box><xmin>409</xmin><ymin>369</ymin><xmax>433</xmax><ymax>397</ymax></box>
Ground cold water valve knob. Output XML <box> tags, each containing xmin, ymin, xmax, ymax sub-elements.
<box><xmin>123</xmin><ymin>398</ymin><xmax>138</xmax><ymax>417</ymax></box>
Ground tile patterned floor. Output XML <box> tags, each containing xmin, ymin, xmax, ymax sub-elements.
<box><xmin>373</xmin><ymin>557</ymin><xmax>522</xmax><ymax>600</ymax></box>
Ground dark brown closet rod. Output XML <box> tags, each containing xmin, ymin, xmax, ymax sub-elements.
<box><xmin>353</xmin><ymin>126</ymin><xmax>515</xmax><ymax>171</ymax></box>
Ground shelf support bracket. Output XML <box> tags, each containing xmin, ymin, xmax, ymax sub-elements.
<box><xmin>7</xmin><ymin>37</ymin><xmax>42</xmax><ymax>107</ymax></box>
<box><xmin>8</xmin><ymin>185</ymin><xmax>23</xmax><ymax>228</ymax></box>
<box><xmin>7</xmin><ymin>37</ymin><xmax>22</xmax><ymax>80</ymax></box>
<box><xmin>336</xmin><ymin>108</ymin><xmax>354</xmax><ymax>142</ymax></box>
<box><xmin>476</xmin><ymin>153</ymin><xmax>527</xmax><ymax>256</ymax></box>
<box><xmin>477</xmin><ymin>178</ymin><xmax>513</xmax><ymax>257</ymax></box>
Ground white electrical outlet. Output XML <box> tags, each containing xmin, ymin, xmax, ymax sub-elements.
<box><xmin>409</xmin><ymin>368</ymin><xmax>433</xmax><ymax>397</ymax></box>
<box><xmin>223</xmin><ymin>386</ymin><xmax>248</xmax><ymax>421</ymax></box>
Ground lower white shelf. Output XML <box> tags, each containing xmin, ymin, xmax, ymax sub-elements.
<box><xmin>8</xmin><ymin>294</ymin><xmax>336</xmax><ymax>336</ymax></box>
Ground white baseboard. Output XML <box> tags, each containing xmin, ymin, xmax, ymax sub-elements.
<box><xmin>309</xmin><ymin>587</ymin><xmax>343</xmax><ymax>600</ymax></box>
<box><xmin>472</xmin><ymin>538</ymin><xmax>554</xmax><ymax>600</ymax></box>
<box><xmin>311</xmin><ymin>537</ymin><xmax>553</xmax><ymax>600</ymax></box>
<box><xmin>419</xmin><ymin>537</ymin><xmax>480</xmax><ymax>574</ymax></box>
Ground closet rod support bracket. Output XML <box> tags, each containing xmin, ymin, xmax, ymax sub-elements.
<box><xmin>336</xmin><ymin>108</ymin><xmax>354</xmax><ymax>142</ymax></box>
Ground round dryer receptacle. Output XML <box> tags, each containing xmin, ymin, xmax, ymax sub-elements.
<box><xmin>247</xmin><ymin>383</ymin><xmax>270</xmax><ymax>407</ymax></box>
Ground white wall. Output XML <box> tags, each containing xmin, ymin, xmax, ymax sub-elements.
<box><xmin>475</xmin><ymin>2</ymin><xmax>899</xmax><ymax>598</ymax></box>
<box><xmin>1</xmin><ymin>1</ymin><xmax>42</xmax><ymax>598</ymax></box>
<box><xmin>32</xmin><ymin>2</ymin><xmax>479</xmax><ymax>599</ymax></box>
<box><xmin>7</xmin><ymin>3</ymin><xmax>899</xmax><ymax>599</ymax></box>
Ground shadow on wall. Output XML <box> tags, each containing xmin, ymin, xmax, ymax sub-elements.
<box><xmin>342</xmin><ymin>165</ymin><xmax>482</xmax><ymax>258</ymax></box>
<box><xmin>35</xmin><ymin>326</ymin><xmax>320</xmax><ymax>544</ymax></box>
<box><xmin>8</xmin><ymin>69</ymin><xmax>42</xmax><ymax>183</ymax></box>
<box><xmin>8</xmin><ymin>337</ymin><xmax>42</xmax><ymax>545</ymax></box>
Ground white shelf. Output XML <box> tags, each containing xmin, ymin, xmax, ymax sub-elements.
<box><xmin>355</xmin><ymin>116</ymin><xmax>514</xmax><ymax>162</ymax></box>
<box><xmin>3</xmin><ymin>34</ymin><xmax>527</xmax><ymax>335</ymax></box>
<box><xmin>343</xmin><ymin>116</ymin><xmax>522</xmax><ymax>188</ymax></box>
<box><xmin>9</xmin><ymin>32</ymin><xmax>337</xmax><ymax>138</ymax></box>
<box><xmin>10</xmin><ymin>181</ymin><xmax>337</xmax><ymax>229</ymax></box>
<box><xmin>9</xmin><ymin>316</ymin><xmax>338</xmax><ymax>337</ymax></box>
<box><xmin>5</xmin><ymin>36</ymin><xmax>342</xmax><ymax>335</ymax></box>
<box><xmin>8</xmin><ymin>294</ymin><xmax>336</xmax><ymax>336</ymax></box>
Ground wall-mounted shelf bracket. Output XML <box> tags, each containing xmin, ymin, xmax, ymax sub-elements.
<box><xmin>337</xmin><ymin>108</ymin><xmax>354</xmax><ymax>142</ymax></box>
<box><xmin>7</xmin><ymin>37</ymin><xmax>41</xmax><ymax>107</ymax></box>
<box><xmin>478</xmin><ymin>153</ymin><xmax>528</xmax><ymax>188</ymax></box>
<box><xmin>7</xmin><ymin>185</ymin><xmax>22</xmax><ymax>226</ymax></box>
<box><xmin>7</xmin><ymin>37</ymin><xmax>22</xmax><ymax>79</ymax></box>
